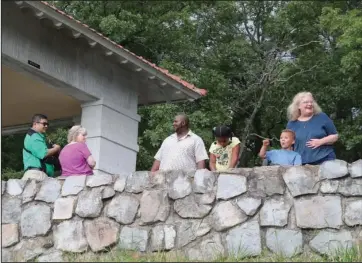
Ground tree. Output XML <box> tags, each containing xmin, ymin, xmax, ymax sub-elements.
<box><xmin>3</xmin><ymin>1</ymin><xmax>361</xmax><ymax>175</ymax></box>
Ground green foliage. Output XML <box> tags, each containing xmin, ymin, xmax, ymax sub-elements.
<box><xmin>1</xmin><ymin>127</ymin><xmax>69</xmax><ymax>177</ymax></box>
<box><xmin>47</xmin><ymin>128</ymin><xmax>69</xmax><ymax>147</ymax></box>
<box><xmin>1</xmin><ymin>134</ymin><xmax>24</xmax><ymax>173</ymax></box>
<box><xmin>1</xmin><ymin>168</ymin><xmax>23</xmax><ymax>181</ymax></box>
<box><xmin>2</xmin><ymin>1</ymin><xmax>361</xmax><ymax>173</ymax></box>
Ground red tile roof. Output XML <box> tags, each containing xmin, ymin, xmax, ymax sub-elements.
<box><xmin>40</xmin><ymin>1</ymin><xmax>207</xmax><ymax>97</ymax></box>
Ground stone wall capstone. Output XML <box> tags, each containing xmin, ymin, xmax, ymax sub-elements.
<box><xmin>1</xmin><ymin>159</ymin><xmax>362</xmax><ymax>262</ymax></box>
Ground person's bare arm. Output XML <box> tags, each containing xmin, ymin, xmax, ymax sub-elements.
<box><xmin>229</xmin><ymin>144</ymin><xmax>241</xmax><ymax>168</ymax></box>
<box><xmin>209</xmin><ymin>153</ymin><xmax>217</xmax><ymax>171</ymax></box>
<box><xmin>44</xmin><ymin>145</ymin><xmax>61</xmax><ymax>158</ymax></box>
<box><xmin>195</xmin><ymin>138</ymin><xmax>208</xmax><ymax>170</ymax></box>
<box><xmin>151</xmin><ymin>160</ymin><xmax>161</xmax><ymax>172</ymax></box>
<box><xmin>321</xmin><ymin>134</ymin><xmax>339</xmax><ymax>145</ymax></box>
<box><xmin>196</xmin><ymin>160</ymin><xmax>206</xmax><ymax>169</ymax></box>
<box><xmin>307</xmin><ymin>134</ymin><xmax>339</xmax><ymax>149</ymax></box>
<box><xmin>87</xmin><ymin>155</ymin><xmax>96</xmax><ymax>169</ymax></box>
<box><xmin>258</xmin><ymin>139</ymin><xmax>269</xmax><ymax>159</ymax></box>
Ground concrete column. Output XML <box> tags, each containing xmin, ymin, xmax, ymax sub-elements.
<box><xmin>81</xmin><ymin>100</ymin><xmax>140</xmax><ymax>175</ymax></box>
<box><xmin>72</xmin><ymin>116</ymin><xmax>81</xmax><ymax>125</ymax></box>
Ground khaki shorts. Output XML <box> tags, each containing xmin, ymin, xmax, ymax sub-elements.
<box><xmin>22</xmin><ymin>170</ymin><xmax>48</xmax><ymax>182</ymax></box>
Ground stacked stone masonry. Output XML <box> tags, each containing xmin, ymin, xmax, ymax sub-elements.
<box><xmin>1</xmin><ymin>159</ymin><xmax>362</xmax><ymax>262</ymax></box>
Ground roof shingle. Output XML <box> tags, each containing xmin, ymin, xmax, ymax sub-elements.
<box><xmin>40</xmin><ymin>1</ymin><xmax>207</xmax><ymax>97</ymax></box>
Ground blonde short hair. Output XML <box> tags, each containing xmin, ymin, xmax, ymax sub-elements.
<box><xmin>281</xmin><ymin>129</ymin><xmax>296</xmax><ymax>140</ymax></box>
<box><xmin>287</xmin><ymin>92</ymin><xmax>322</xmax><ymax>121</ymax></box>
<box><xmin>67</xmin><ymin>125</ymin><xmax>87</xmax><ymax>143</ymax></box>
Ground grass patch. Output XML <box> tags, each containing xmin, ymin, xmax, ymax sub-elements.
<box><xmin>62</xmin><ymin>246</ymin><xmax>362</xmax><ymax>262</ymax></box>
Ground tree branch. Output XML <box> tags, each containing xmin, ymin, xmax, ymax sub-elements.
<box><xmin>272</xmin><ymin>64</ymin><xmax>319</xmax><ymax>84</ymax></box>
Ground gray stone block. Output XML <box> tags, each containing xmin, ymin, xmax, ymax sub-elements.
<box><xmin>2</xmin><ymin>181</ymin><xmax>6</xmax><ymax>195</ymax></box>
<box><xmin>21</xmin><ymin>204</ymin><xmax>52</xmax><ymax>237</ymax></box>
<box><xmin>106</xmin><ymin>195</ymin><xmax>139</xmax><ymax>224</ymax></box>
<box><xmin>193</xmin><ymin>169</ymin><xmax>216</xmax><ymax>194</ymax></box>
<box><xmin>86</xmin><ymin>174</ymin><xmax>113</xmax><ymax>187</ymax></box>
<box><xmin>54</xmin><ymin>220</ymin><xmax>88</xmax><ymax>252</ymax></box>
<box><xmin>210</xmin><ymin>201</ymin><xmax>247</xmax><ymax>231</ymax></box>
<box><xmin>309</xmin><ymin>230</ymin><xmax>353</xmax><ymax>255</ymax></box>
<box><xmin>260</xmin><ymin>197</ymin><xmax>291</xmax><ymax>227</ymax></box>
<box><xmin>216</xmin><ymin>174</ymin><xmax>247</xmax><ymax>200</ymax></box>
<box><xmin>114</xmin><ymin>173</ymin><xmax>128</xmax><ymax>192</ymax></box>
<box><xmin>338</xmin><ymin>177</ymin><xmax>362</xmax><ymax>196</ymax></box>
<box><xmin>119</xmin><ymin>226</ymin><xmax>148</xmax><ymax>252</ymax></box>
<box><xmin>22</xmin><ymin>180</ymin><xmax>39</xmax><ymax>204</ymax></box>
<box><xmin>266</xmin><ymin>228</ymin><xmax>303</xmax><ymax>257</ymax></box>
<box><xmin>226</xmin><ymin>221</ymin><xmax>261</xmax><ymax>257</ymax></box>
<box><xmin>166</xmin><ymin>171</ymin><xmax>192</xmax><ymax>200</ymax></box>
<box><xmin>140</xmin><ymin>190</ymin><xmax>170</xmax><ymax>224</ymax></box>
<box><xmin>294</xmin><ymin>196</ymin><xmax>342</xmax><ymax>229</ymax></box>
<box><xmin>186</xmin><ymin>233</ymin><xmax>225</xmax><ymax>261</ymax></box>
<box><xmin>35</xmin><ymin>178</ymin><xmax>61</xmax><ymax>203</ymax></box>
<box><xmin>176</xmin><ymin>220</ymin><xmax>211</xmax><ymax>248</ymax></box>
<box><xmin>236</xmin><ymin>197</ymin><xmax>261</xmax><ymax>216</ymax></box>
<box><xmin>75</xmin><ymin>188</ymin><xmax>103</xmax><ymax>218</ymax></box>
<box><xmin>53</xmin><ymin>197</ymin><xmax>76</xmax><ymax>220</ymax></box>
<box><xmin>11</xmin><ymin>236</ymin><xmax>53</xmax><ymax>261</ymax></box>
<box><xmin>319</xmin><ymin>159</ymin><xmax>348</xmax><ymax>179</ymax></box>
<box><xmin>6</xmin><ymin>179</ymin><xmax>26</xmax><ymax>196</ymax></box>
<box><xmin>248</xmin><ymin>166</ymin><xmax>285</xmax><ymax>198</ymax></box>
<box><xmin>320</xmin><ymin>180</ymin><xmax>339</xmax><ymax>194</ymax></box>
<box><xmin>349</xmin><ymin>159</ymin><xmax>362</xmax><ymax>178</ymax></box>
<box><xmin>150</xmin><ymin>224</ymin><xmax>176</xmax><ymax>251</ymax></box>
<box><xmin>84</xmin><ymin>217</ymin><xmax>120</xmax><ymax>252</ymax></box>
<box><xmin>37</xmin><ymin>249</ymin><xmax>64</xmax><ymax>262</ymax></box>
<box><xmin>1</xmin><ymin>224</ymin><xmax>19</xmax><ymax>248</ymax></box>
<box><xmin>2</xmin><ymin>196</ymin><xmax>22</xmax><ymax>224</ymax></box>
<box><xmin>61</xmin><ymin>175</ymin><xmax>86</xmax><ymax>196</ymax></box>
<box><xmin>343</xmin><ymin>199</ymin><xmax>362</xmax><ymax>226</ymax></box>
<box><xmin>125</xmin><ymin>171</ymin><xmax>150</xmax><ymax>193</ymax></box>
<box><xmin>174</xmin><ymin>194</ymin><xmax>212</xmax><ymax>219</ymax></box>
<box><xmin>283</xmin><ymin>166</ymin><xmax>320</xmax><ymax>197</ymax></box>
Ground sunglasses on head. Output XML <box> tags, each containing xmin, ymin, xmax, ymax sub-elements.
<box><xmin>37</xmin><ymin>122</ymin><xmax>49</xmax><ymax>127</ymax></box>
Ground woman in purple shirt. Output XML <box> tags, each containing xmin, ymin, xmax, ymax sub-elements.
<box><xmin>59</xmin><ymin>125</ymin><xmax>96</xmax><ymax>176</ymax></box>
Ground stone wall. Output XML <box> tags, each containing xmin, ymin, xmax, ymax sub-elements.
<box><xmin>2</xmin><ymin>159</ymin><xmax>362</xmax><ymax>262</ymax></box>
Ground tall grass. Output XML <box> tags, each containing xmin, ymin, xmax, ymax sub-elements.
<box><xmin>60</xmin><ymin>246</ymin><xmax>361</xmax><ymax>262</ymax></box>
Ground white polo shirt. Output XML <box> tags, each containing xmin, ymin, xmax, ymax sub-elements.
<box><xmin>154</xmin><ymin>130</ymin><xmax>209</xmax><ymax>171</ymax></box>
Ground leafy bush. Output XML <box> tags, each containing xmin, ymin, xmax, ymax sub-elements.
<box><xmin>1</xmin><ymin>168</ymin><xmax>24</xmax><ymax>181</ymax></box>
<box><xmin>1</xmin><ymin>127</ymin><xmax>69</xmax><ymax>176</ymax></box>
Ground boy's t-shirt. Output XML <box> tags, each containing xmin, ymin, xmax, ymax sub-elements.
<box><xmin>209</xmin><ymin>137</ymin><xmax>241</xmax><ymax>171</ymax></box>
<box><xmin>266</xmin><ymin>149</ymin><xmax>302</xmax><ymax>166</ymax></box>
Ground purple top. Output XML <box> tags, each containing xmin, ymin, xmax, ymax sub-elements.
<box><xmin>59</xmin><ymin>142</ymin><xmax>93</xmax><ymax>176</ymax></box>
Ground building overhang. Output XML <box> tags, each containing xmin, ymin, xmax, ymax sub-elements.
<box><xmin>13</xmin><ymin>1</ymin><xmax>207</xmax><ymax>105</ymax></box>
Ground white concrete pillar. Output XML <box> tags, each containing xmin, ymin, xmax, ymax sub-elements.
<box><xmin>80</xmin><ymin>99</ymin><xmax>140</xmax><ymax>175</ymax></box>
<box><xmin>72</xmin><ymin>116</ymin><xmax>81</xmax><ymax>125</ymax></box>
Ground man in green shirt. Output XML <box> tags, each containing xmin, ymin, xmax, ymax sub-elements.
<box><xmin>22</xmin><ymin>114</ymin><xmax>61</xmax><ymax>181</ymax></box>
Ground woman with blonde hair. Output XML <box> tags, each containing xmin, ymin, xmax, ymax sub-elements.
<box><xmin>59</xmin><ymin>125</ymin><xmax>96</xmax><ymax>176</ymax></box>
<box><xmin>286</xmin><ymin>92</ymin><xmax>338</xmax><ymax>165</ymax></box>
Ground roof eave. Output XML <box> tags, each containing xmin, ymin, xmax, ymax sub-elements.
<box><xmin>20</xmin><ymin>1</ymin><xmax>205</xmax><ymax>101</ymax></box>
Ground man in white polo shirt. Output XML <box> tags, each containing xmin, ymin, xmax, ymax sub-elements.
<box><xmin>151</xmin><ymin>114</ymin><xmax>209</xmax><ymax>171</ymax></box>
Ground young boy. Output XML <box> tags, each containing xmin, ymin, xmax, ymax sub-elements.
<box><xmin>258</xmin><ymin>129</ymin><xmax>302</xmax><ymax>166</ymax></box>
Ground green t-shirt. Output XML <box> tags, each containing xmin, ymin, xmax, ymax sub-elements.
<box><xmin>23</xmin><ymin>129</ymin><xmax>54</xmax><ymax>177</ymax></box>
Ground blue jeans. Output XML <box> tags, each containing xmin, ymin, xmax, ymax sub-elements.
<box><xmin>307</xmin><ymin>151</ymin><xmax>336</xmax><ymax>165</ymax></box>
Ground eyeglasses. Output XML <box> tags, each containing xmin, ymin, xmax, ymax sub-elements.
<box><xmin>37</xmin><ymin>122</ymin><xmax>49</xmax><ymax>127</ymax></box>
